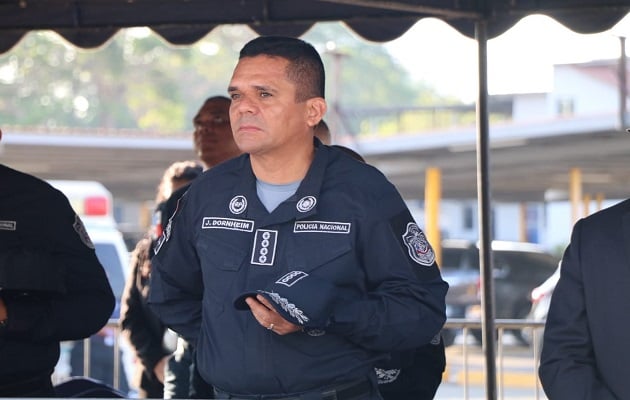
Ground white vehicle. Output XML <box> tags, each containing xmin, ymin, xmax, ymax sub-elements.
<box><xmin>47</xmin><ymin>180</ymin><xmax>134</xmax><ymax>394</ymax></box>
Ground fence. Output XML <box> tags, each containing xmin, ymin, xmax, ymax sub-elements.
<box><xmin>55</xmin><ymin>319</ymin><xmax>548</xmax><ymax>399</ymax></box>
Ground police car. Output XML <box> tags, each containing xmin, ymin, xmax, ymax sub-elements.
<box><xmin>47</xmin><ymin>180</ymin><xmax>134</xmax><ymax>394</ymax></box>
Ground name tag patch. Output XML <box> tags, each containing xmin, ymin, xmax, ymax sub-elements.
<box><xmin>251</xmin><ymin>229</ymin><xmax>278</xmax><ymax>266</ymax></box>
<box><xmin>293</xmin><ymin>221</ymin><xmax>351</xmax><ymax>234</ymax></box>
<box><xmin>0</xmin><ymin>220</ymin><xmax>16</xmax><ymax>231</ymax></box>
<box><xmin>202</xmin><ymin>217</ymin><xmax>254</xmax><ymax>232</ymax></box>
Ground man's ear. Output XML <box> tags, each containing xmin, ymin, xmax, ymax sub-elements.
<box><xmin>306</xmin><ymin>97</ymin><xmax>327</xmax><ymax>127</ymax></box>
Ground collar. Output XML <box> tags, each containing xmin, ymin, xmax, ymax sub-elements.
<box><xmin>228</xmin><ymin>142</ymin><xmax>329</xmax><ymax>227</ymax></box>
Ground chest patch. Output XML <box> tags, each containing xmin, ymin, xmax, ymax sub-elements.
<box><xmin>293</xmin><ymin>221</ymin><xmax>351</xmax><ymax>234</ymax></box>
<box><xmin>251</xmin><ymin>229</ymin><xmax>278</xmax><ymax>266</ymax></box>
<box><xmin>402</xmin><ymin>222</ymin><xmax>435</xmax><ymax>266</ymax></box>
<box><xmin>229</xmin><ymin>195</ymin><xmax>247</xmax><ymax>214</ymax></box>
<box><xmin>296</xmin><ymin>196</ymin><xmax>317</xmax><ymax>212</ymax></box>
<box><xmin>0</xmin><ymin>220</ymin><xmax>16</xmax><ymax>231</ymax></box>
<box><xmin>202</xmin><ymin>217</ymin><xmax>254</xmax><ymax>232</ymax></box>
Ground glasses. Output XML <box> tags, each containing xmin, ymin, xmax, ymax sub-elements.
<box><xmin>194</xmin><ymin>115</ymin><xmax>229</xmax><ymax>130</ymax></box>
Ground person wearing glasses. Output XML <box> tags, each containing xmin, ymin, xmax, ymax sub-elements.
<box><xmin>156</xmin><ymin>96</ymin><xmax>241</xmax><ymax>399</ymax></box>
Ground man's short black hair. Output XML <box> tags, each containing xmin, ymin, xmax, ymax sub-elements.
<box><xmin>239</xmin><ymin>36</ymin><xmax>325</xmax><ymax>102</ymax></box>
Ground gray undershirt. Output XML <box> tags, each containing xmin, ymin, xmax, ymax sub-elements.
<box><xmin>256</xmin><ymin>179</ymin><xmax>301</xmax><ymax>212</ymax></box>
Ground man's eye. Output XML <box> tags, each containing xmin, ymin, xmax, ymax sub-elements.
<box><xmin>260</xmin><ymin>92</ymin><xmax>271</xmax><ymax>98</ymax></box>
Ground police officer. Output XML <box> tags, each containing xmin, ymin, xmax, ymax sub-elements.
<box><xmin>149</xmin><ymin>36</ymin><xmax>448</xmax><ymax>399</ymax></box>
<box><xmin>0</xmin><ymin>127</ymin><xmax>115</xmax><ymax>397</ymax></box>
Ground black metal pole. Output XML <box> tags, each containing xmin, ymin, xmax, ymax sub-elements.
<box><xmin>619</xmin><ymin>36</ymin><xmax>627</xmax><ymax>129</ymax></box>
<box><xmin>475</xmin><ymin>19</ymin><xmax>497</xmax><ymax>400</ymax></box>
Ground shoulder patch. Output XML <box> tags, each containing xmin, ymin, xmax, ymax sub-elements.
<box><xmin>402</xmin><ymin>222</ymin><xmax>435</xmax><ymax>266</ymax></box>
<box><xmin>73</xmin><ymin>215</ymin><xmax>95</xmax><ymax>249</ymax></box>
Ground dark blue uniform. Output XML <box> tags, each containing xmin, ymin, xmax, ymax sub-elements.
<box><xmin>149</xmin><ymin>144</ymin><xmax>448</xmax><ymax>396</ymax></box>
<box><xmin>0</xmin><ymin>164</ymin><xmax>115</xmax><ymax>397</ymax></box>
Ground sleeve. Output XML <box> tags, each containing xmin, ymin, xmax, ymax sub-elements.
<box><xmin>538</xmin><ymin>219</ymin><xmax>616</xmax><ymax>399</ymax></box>
<box><xmin>148</xmin><ymin>193</ymin><xmax>204</xmax><ymax>344</ymax></box>
<box><xmin>1</xmin><ymin>189</ymin><xmax>115</xmax><ymax>342</ymax></box>
<box><xmin>327</xmin><ymin>184</ymin><xmax>448</xmax><ymax>351</ymax></box>
<box><xmin>120</xmin><ymin>243</ymin><xmax>170</xmax><ymax>376</ymax></box>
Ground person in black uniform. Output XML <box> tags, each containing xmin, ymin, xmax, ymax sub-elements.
<box><xmin>149</xmin><ymin>36</ymin><xmax>448</xmax><ymax>400</ymax></box>
<box><xmin>316</xmin><ymin>121</ymin><xmax>446</xmax><ymax>400</ymax></box>
<box><xmin>539</xmin><ymin>197</ymin><xmax>630</xmax><ymax>399</ymax></box>
<box><xmin>0</xmin><ymin>127</ymin><xmax>115</xmax><ymax>397</ymax></box>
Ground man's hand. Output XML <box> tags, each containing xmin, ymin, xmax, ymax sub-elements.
<box><xmin>154</xmin><ymin>355</ymin><xmax>170</xmax><ymax>383</ymax></box>
<box><xmin>0</xmin><ymin>297</ymin><xmax>8</xmax><ymax>330</ymax></box>
<box><xmin>245</xmin><ymin>295</ymin><xmax>302</xmax><ymax>335</ymax></box>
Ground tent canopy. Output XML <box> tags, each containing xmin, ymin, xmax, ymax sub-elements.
<box><xmin>1</xmin><ymin>0</ymin><xmax>629</xmax><ymax>53</ymax></box>
<box><xmin>4</xmin><ymin>2</ymin><xmax>629</xmax><ymax>397</ymax></box>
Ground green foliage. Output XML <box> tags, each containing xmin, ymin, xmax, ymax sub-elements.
<box><xmin>0</xmin><ymin>23</ymin><xmax>460</xmax><ymax>135</ymax></box>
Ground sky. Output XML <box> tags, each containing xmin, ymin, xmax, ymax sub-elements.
<box><xmin>384</xmin><ymin>13</ymin><xmax>630</xmax><ymax>103</ymax></box>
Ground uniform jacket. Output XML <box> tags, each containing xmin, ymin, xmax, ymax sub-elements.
<box><xmin>0</xmin><ymin>164</ymin><xmax>115</xmax><ymax>384</ymax></box>
<box><xmin>539</xmin><ymin>198</ymin><xmax>630</xmax><ymax>399</ymax></box>
<box><xmin>149</xmin><ymin>143</ymin><xmax>448</xmax><ymax>395</ymax></box>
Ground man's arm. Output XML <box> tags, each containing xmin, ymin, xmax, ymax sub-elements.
<box><xmin>1</xmin><ymin>189</ymin><xmax>114</xmax><ymax>342</ymax></box>
<box><xmin>148</xmin><ymin>194</ymin><xmax>203</xmax><ymax>344</ymax></box>
<box><xmin>327</xmin><ymin>188</ymin><xmax>448</xmax><ymax>351</ymax></box>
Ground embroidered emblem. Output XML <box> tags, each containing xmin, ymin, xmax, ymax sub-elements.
<box><xmin>275</xmin><ymin>271</ymin><xmax>308</xmax><ymax>287</ymax></box>
<box><xmin>0</xmin><ymin>220</ymin><xmax>16</xmax><ymax>231</ymax></box>
<box><xmin>296</xmin><ymin>196</ymin><xmax>317</xmax><ymax>213</ymax></box>
<box><xmin>229</xmin><ymin>195</ymin><xmax>247</xmax><ymax>214</ymax></box>
<box><xmin>430</xmin><ymin>333</ymin><xmax>441</xmax><ymax>345</ymax></box>
<box><xmin>202</xmin><ymin>217</ymin><xmax>254</xmax><ymax>232</ymax></box>
<box><xmin>304</xmin><ymin>328</ymin><xmax>326</xmax><ymax>337</ymax></box>
<box><xmin>73</xmin><ymin>215</ymin><xmax>95</xmax><ymax>249</ymax></box>
<box><xmin>265</xmin><ymin>291</ymin><xmax>310</xmax><ymax>325</ymax></box>
<box><xmin>402</xmin><ymin>222</ymin><xmax>435</xmax><ymax>266</ymax></box>
<box><xmin>375</xmin><ymin>368</ymin><xmax>401</xmax><ymax>384</ymax></box>
<box><xmin>293</xmin><ymin>221</ymin><xmax>350</xmax><ymax>234</ymax></box>
<box><xmin>251</xmin><ymin>229</ymin><xmax>278</xmax><ymax>266</ymax></box>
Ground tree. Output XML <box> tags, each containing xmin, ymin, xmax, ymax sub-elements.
<box><xmin>0</xmin><ymin>23</ymin><xmax>452</xmax><ymax>135</ymax></box>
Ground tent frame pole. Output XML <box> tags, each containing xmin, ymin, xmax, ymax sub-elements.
<box><xmin>475</xmin><ymin>19</ymin><xmax>498</xmax><ymax>400</ymax></box>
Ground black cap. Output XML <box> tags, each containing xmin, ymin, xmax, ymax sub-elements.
<box><xmin>234</xmin><ymin>270</ymin><xmax>338</xmax><ymax>329</ymax></box>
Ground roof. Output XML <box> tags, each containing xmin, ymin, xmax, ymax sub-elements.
<box><xmin>1</xmin><ymin>1</ymin><xmax>628</xmax><ymax>53</ymax></box>
<box><xmin>562</xmin><ymin>59</ymin><xmax>630</xmax><ymax>93</ymax></box>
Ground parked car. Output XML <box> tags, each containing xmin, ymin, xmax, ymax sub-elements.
<box><xmin>440</xmin><ymin>239</ymin><xmax>559</xmax><ymax>346</ymax></box>
<box><xmin>522</xmin><ymin>261</ymin><xmax>561</xmax><ymax>348</ymax></box>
